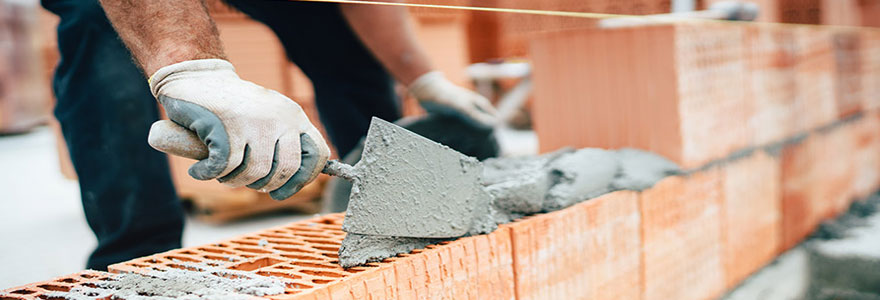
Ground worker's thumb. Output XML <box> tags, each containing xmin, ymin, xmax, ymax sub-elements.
<box><xmin>148</xmin><ymin>120</ymin><xmax>209</xmax><ymax>161</ymax></box>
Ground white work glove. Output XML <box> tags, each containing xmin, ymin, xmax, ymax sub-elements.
<box><xmin>409</xmin><ymin>71</ymin><xmax>498</xmax><ymax>128</ymax></box>
<box><xmin>148</xmin><ymin>59</ymin><xmax>330</xmax><ymax>200</ymax></box>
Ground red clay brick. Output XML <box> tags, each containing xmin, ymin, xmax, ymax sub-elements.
<box><xmin>744</xmin><ymin>25</ymin><xmax>799</xmax><ymax>145</ymax></box>
<box><xmin>531</xmin><ymin>23</ymin><xmax>750</xmax><ymax>168</ymax></box>
<box><xmin>640</xmin><ymin>171</ymin><xmax>725</xmax><ymax>300</ymax></box>
<box><xmin>466</xmin><ymin>0</ymin><xmax>670</xmax><ymax>62</ymax></box>
<box><xmin>780</xmin><ymin>123</ymin><xmax>856</xmax><ymax>250</ymax></box>
<box><xmin>720</xmin><ymin>151</ymin><xmax>782</xmax><ymax>288</ymax></box>
<box><xmin>831</xmin><ymin>30</ymin><xmax>864</xmax><ymax>118</ymax></box>
<box><xmin>790</xmin><ymin>27</ymin><xmax>838</xmax><ymax>133</ymax></box>
<box><xmin>863</xmin><ymin>0</ymin><xmax>880</xmax><ymax>27</ymax></box>
<box><xmin>820</xmin><ymin>0</ymin><xmax>862</xmax><ymax>26</ymax></box>
<box><xmin>506</xmin><ymin>191</ymin><xmax>642</xmax><ymax>300</ymax></box>
<box><xmin>848</xmin><ymin>112</ymin><xmax>880</xmax><ymax>200</ymax></box>
<box><xmin>106</xmin><ymin>213</ymin><xmax>515</xmax><ymax>300</ymax></box>
<box><xmin>0</xmin><ymin>271</ymin><xmax>110</xmax><ymax>300</ymax></box>
<box><xmin>863</xmin><ymin>31</ymin><xmax>880</xmax><ymax>110</ymax></box>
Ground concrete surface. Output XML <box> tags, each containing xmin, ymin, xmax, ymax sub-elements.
<box><xmin>0</xmin><ymin>127</ymin><xmax>309</xmax><ymax>288</ymax></box>
<box><xmin>722</xmin><ymin>248</ymin><xmax>810</xmax><ymax>300</ymax></box>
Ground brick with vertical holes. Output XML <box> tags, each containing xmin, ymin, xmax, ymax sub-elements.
<box><xmin>0</xmin><ymin>271</ymin><xmax>110</xmax><ymax>300</ymax></box>
<box><xmin>531</xmin><ymin>23</ymin><xmax>750</xmax><ymax>169</ymax></box>
<box><xmin>107</xmin><ymin>212</ymin><xmax>515</xmax><ymax>300</ymax></box>
<box><xmin>849</xmin><ymin>112</ymin><xmax>880</xmax><ymax>200</ymax></box>
<box><xmin>720</xmin><ymin>150</ymin><xmax>782</xmax><ymax>288</ymax></box>
<box><xmin>863</xmin><ymin>31</ymin><xmax>880</xmax><ymax>110</ymax></box>
<box><xmin>505</xmin><ymin>191</ymin><xmax>642</xmax><ymax>300</ymax></box>
<box><xmin>640</xmin><ymin>170</ymin><xmax>725</xmax><ymax>300</ymax></box>
<box><xmin>780</xmin><ymin>122</ymin><xmax>856</xmax><ymax>251</ymax></box>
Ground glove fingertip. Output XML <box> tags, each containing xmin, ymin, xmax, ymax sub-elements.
<box><xmin>189</xmin><ymin>158</ymin><xmax>228</xmax><ymax>180</ymax></box>
<box><xmin>269</xmin><ymin>133</ymin><xmax>324</xmax><ymax>200</ymax></box>
<box><xmin>269</xmin><ymin>184</ymin><xmax>305</xmax><ymax>201</ymax></box>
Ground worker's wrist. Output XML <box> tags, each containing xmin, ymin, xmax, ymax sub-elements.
<box><xmin>148</xmin><ymin>59</ymin><xmax>237</xmax><ymax>97</ymax></box>
<box><xmin>143</xmin><ymin>43</ymin><xmax>228</xmax><ymax>78</ymax></box>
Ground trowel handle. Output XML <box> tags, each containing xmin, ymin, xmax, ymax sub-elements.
<box><xmin>149</xmin><ymin>120</ymin><xmax>355</xmax><ymax>180</ymax></box>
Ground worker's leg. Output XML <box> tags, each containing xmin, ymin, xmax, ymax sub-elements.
<box><xmin>41</xmin><ymin>0</ymin><xmax>184</xmax><ymax>270</ymax></box>
<box><xmin>225</xmin><ymin>0</ymin><xmax>401</xmax><ymax>158</ymax></box>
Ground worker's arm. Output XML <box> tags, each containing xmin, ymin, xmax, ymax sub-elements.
<box><xmin>99</xmin><ymin>0</ymin><xmax>330</xmax><ymax>200</ymax></box>
<box><xmin>340</xmin><ymin>4</ymin><xmax>499</xmax><ymax>127</ymax></box>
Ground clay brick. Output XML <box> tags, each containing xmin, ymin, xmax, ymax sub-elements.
<box><xmin>819</xmin><ymin>0</ymin><xmax>862</xmax><ymax>26</ymax></box>
<box><xmin>863</xmin><ymin>31</ymin><xmax>880</xmax><ymax>110</ymax></box>
<box><xmin>744</xmin><ymin>25</ymin><xmax>799</xmax><ymax>145</ymax></box>
<box><xmin>530</xmin><ymin>23</ymin><xmax>751</xmax><ymax>168</ymax></box>
<box><xmin>506</xmin><ymin>191</ymin><xmax>642</xmax><ymax>300</ymax></box>
<box><xmin>779</xmin><ymin>0</ymin><xmax>822</xmax><ymax>24</ymax></box>
<box><xmin>790</xmin><ymin>26</ymin><xmax>838</xmax><ymax>132</ymax></box>
<box><xmin>0</xmin><ymin>2</ymin><xmax>51</xmax><ymax>134</ymax></box>
<box><xmin>780</xmin><ymin>122</ymin><xmax>856</xmax><ymax>250</ymax></box>
<box><xmin>107</xmin><ymin>213</ymin><xmax>515</xmax><ymax>300</ymax></box>
<box><xmin>640</xmin><ymin>170</ymin><xmax>725</xmax><ymax>300</ymax></box>
<box><xmin>848</xmin><ymin>112</ymin><xmax>880</xmax><ymax>200</ymax></box>
<box><xmin>831</xmin><ymin>30</ymin><xmax>864</xmax><ymax>118</ymax></box>
<box><xmin>0</xmin><ymin>271</ymin><xmax>110</xmax><ymax>300</ymax></box>
<box><xmin>862</xmin><ymin>0</ymin><xmax>880</xmax><ymax>27</ymax></box>
<box><xmin>467</xmin><ymin>0</ymin><xmax>670</xmax><ymax>62</ymax></box>
<box><xmin>720</xmin><ymin>151</ymin><xmax>782</xmax><ymax>288</ymax></box>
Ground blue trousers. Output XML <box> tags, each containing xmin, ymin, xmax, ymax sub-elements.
<box><xmin>41</xmin><ymin>0</ymin><xmax>399</xmax><ymax>270</ymax></box>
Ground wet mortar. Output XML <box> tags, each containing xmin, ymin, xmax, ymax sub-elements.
<box><xmin>338</xmin><ymin>144</ymin><xmax>680</xmax><ymax>267</ymax></box>
<box><xmin>37</xmin><ymin>262</ymin><xmax>285</xmax><ymax>300</ymax></box>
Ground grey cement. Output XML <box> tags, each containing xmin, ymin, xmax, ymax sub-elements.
<box><xmin>483</xmin><ymin>147</ymin><xmax>679</xmax><ymax>223</ymax></box>
<box><xmin>542</xmin><ymin>148</ymin><xmax>620</xmax><ymax>211</ymax></box>
<box><xmin>37</xmin><ymin>262</ymin><xmax>285</xmax><ymax>300</ymax></box>
<box><xmin>806</xmin><ymin>196</ymin><xmax>880</xmax><ymax>298</ymax></box>
<box><xmin>342</xmin><ymin>117</ymin><xmax>496</xmax><ymax>239</ymax></box>
<box><xmin>338</xmin><ymin>233</ymin><xmax>444</xmax><ymax>268</ymax></box>
<box><xmin>721</xmin><ymin>247</ymin><xmax>810</xmax><ymax>300</ymax></box>
<box><xmin>338</xmin><ymin>145</ymin><xmax>679</xmax><ymax>267</ymax></box>
<box><xmin>612</xmin><ymin>148</ymin><xmax>682</xmax><ymax>191</ymax></box>
<box><xmin>323</xmin><ymin>114</ymin><xmax>501</xmax><ymax>214</ymax></box>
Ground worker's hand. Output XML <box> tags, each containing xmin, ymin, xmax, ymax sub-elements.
<box><xmin>149</xmin><ymin>59</ymin><xmax>330</xmax><ymax>200</ymax></box>
<box><xmin>409</xmin><ymin>71</ymin><xmax>498</xmax><ymax>128</ymax></box>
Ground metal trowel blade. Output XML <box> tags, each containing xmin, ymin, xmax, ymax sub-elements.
<box><xmin>341</xmin><ymin>117</ymin><xmax>491</xmax><ymax>238</ymax></box>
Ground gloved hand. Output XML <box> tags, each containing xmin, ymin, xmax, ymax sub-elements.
<box><xmin>408</xmin><ymin>71</ymin><xmax>498</xmax><ymax>128</ymax></box>
<box><xmin>149</xmin><ymin>59</ymin><xmax>330</xmax><ymax>200</ymax></box>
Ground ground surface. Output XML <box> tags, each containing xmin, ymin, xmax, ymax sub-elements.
<box><xmin>0</xmin><ymin>127</ymin><xmax>310</xmax><ymax>288</ymax></box>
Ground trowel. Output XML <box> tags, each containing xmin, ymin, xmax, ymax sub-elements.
<box><xmin>148</xmin><ymin>117</ymin><xmax>492</xmax><ymax>238</ymax></box>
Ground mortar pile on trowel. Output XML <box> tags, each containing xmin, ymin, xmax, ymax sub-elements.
<box><xmin>336</xmin><ymin>118</ymin><xmax>499</xmax><ymax>266</ymax></box>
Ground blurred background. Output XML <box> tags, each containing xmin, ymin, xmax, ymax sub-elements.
<box><xmin>2</xmin><ymin>0</ymin><xmax>880</xmax><ymax>295</ymax></box>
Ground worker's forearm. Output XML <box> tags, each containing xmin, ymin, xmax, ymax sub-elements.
<box><xmin>99</xmin><ymin>0</ymin><xmax>226</xmax><ymax>76</ymax></box>
<box><xmin>340</xmin><ymin>3</ymin><xmax>433</xmax><ymax>85</ymax></box>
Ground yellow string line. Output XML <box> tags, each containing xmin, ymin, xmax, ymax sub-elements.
<box><xmin>289</xmin><ymin>0</ymin><xmax>880</xmax><ymax>32</ymax></box>
<box><xmin>291</xmin><ymin>0</ymin><xmax>636</xmax><ymax>19</ymax></box>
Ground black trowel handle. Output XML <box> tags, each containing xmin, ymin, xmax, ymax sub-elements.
<box><xmin>148</xmin><ymin>120</ymin><xmax>355</xmax><ymax>180</ymax></box>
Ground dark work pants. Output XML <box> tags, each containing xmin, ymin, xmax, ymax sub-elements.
<box><xmin>41</xmin><ymin>0</ymin><xmax>399</xmax><ymax>270</ymax></box>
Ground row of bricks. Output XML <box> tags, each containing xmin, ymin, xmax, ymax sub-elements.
<box><xmin>7</xmin><ymin>110</ymin><xmax>878</xmax><ymax>299</ymax></box>
<box><xmin>468</xmin><ymin>0</ymin><xmax>880</xmax><ymax>62</ymax></box>
<box><xmin>531</xmin><ymin>22</ymin><xmax>880</xmax><ymax>169</ymax></box>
